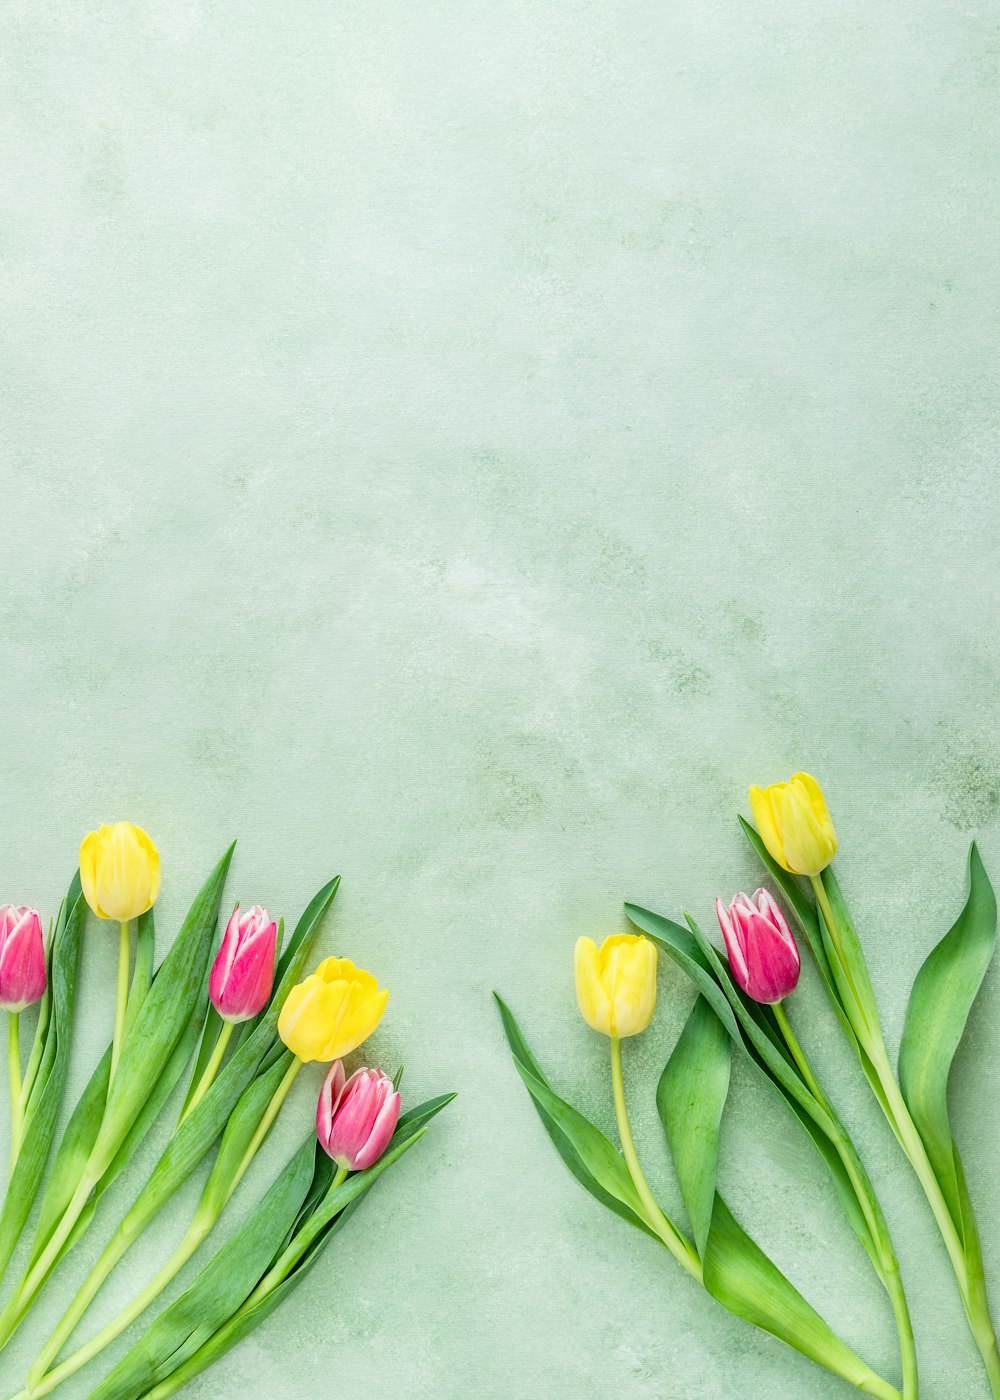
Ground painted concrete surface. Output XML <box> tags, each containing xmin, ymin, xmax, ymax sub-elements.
<box><xmin>2</xmin><ymin>2</ymin><xmax>1000</xmax><ymax>1396</ymax></box>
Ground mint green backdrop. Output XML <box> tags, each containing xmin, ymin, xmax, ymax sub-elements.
<box><xmin>2</xmin><ymin>2</ymin><xmax>999</xmax><ymax>1397</ymax></box>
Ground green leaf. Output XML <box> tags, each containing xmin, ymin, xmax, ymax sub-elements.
<box><xmin>703</xmin><ymin>1195</ymin><xmax>889</xmax><ymax>1393</ymax></box>
<box><xmin>197</xmin><ymin>1052</ymin><xmax>295</xmax><ymax>1219</ymax></box>
<box><xmin>494</xmin><ymin>994</ymin><xmax>656</xmax><ymax>1239</ymax></box>
<box><xmin>624</xmin><ymin>906</ymin><xmax>741</xmax><ymax>1041</ymax></box>
<box><xmin>122</xmin><ymin>910</ymin><xmax>156</xmax><ymax>1042</ymax></box>
<box><xmin>26</xmin><ymin>1047</ymin><xmax>111</xmax><ymax>1275</ymax></box>
<box><xmin>816</xmin><ymin>866</ymin><xmax>881</xmax><ymax>1036</ymax></box>
<box><xmin>100</xmin><ymin>1108</ymin><xmax>447</xmax><ymax>1400</ymax></box>
<box><xmin>899</xmin><ymin>843</ymin><xmax>997</xmax><ymax>1227</ymax></box>
<box><xmin>512</xmin><ymin>1059</ymin><xmax>651</xmax><ymax>1225</ymax></box>
<box><xmin>628</xmin><ymin>905</ymin><xmax>879</xmax><ymax>1269</ymax></box>
<box><xmin>86</xmin><ymin>1137</ymin><xmax>320</xmax><ymax>1400</ymax></box>
<box><xmin>0</xmin><ymin>883</ymin><xmax>85</xmax><ymax>1282</ymax></box>
<box><xmin>657</xmin><ymin>997</ymin><xmax>731</xmax><ymax>1259</ymax></box>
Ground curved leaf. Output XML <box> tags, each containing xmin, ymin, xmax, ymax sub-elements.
<box><xmin>494</xmin><ymin>994</ymin><xmax>656</xmax><ymax>1239</ymax></box>
<box><xmin>899</xmin><ymin>843</ymin><xmax>997</xmax><ymax>1226</ymax></box>
<box><xmin>657</xmin><ymin>996</ymin><xmax>731</xmax><ymax>1259</ymax></box>
<box><xmin>703</xmin><ymin>1195</ymin><xmax>890</xmax><ymax>1394</ymax></box>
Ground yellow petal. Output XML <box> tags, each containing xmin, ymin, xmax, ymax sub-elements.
<box><xmin>79</xmin><ymin>828</ymin><xmax>107</xmax><ymax>919</ymax></box>
<box><xmin>575</xmin><ymin>936</ymin><xmax>611</xmax><ymax>1035</ymax></box>
<box><xmin>749</xmin><ymin>785</ymin><xmax>790</xmax><ymax>872</ymax></box>
<box><xmin>778</xmin><ymin>778</ymin><xmax>836</xmax><ymax>875</ymax></box>
<box><xmin>278</xmin><ymin>961</ymin><xmax>388</xmax><ymax>1062</ymax></box>
<box><xmin>277</xmin><ymin>976</ymin><xmax>330</xmax><ymax>1062</ymax></box>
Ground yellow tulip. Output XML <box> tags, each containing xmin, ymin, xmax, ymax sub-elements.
<box><xmin>79</xmin><ymin>822</ymin><xmax>161</xmax><ymax>922</ymax></box>
<box><xmin>748</xmin><ymin>771</ymin><xmax>838</xmax><ymax>876</ymax></box>
<box><xmin>575</xmin><ymin>934</ymin><xmax>657</xmax><ymax>1038</ymax></box>
<box><xmin>278</xmin><ymin>956</ymin><xmax>388</xmax><ymax>1063</ymax></box>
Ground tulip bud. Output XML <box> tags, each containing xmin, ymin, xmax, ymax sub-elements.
<box><xmin>748</xmin><ymin>771</ymin><xmax>837</xmax><ymax>877</ymax></box>
<box><xmin>278</xmin><ymin>957</ymin><xmax>389</xmax><ymax>1063</ymax></box>
<box><xmin>79</xmin><ymin>821</ymin><xmax>161</xmax><ymax>923</ymax></box>
<box><xmin>209</xmin><ymin>905</ymin><xmax>278</xmax><ymax>1023</ymax></box>
<box><xmin>716</xmin><ymin>889</ymin><xmax>800</xmax><ymax>1004</ymax></box>
<box><xmin>0</xmin><ymin>905</ymin><xmax>47</xmax><ymax>1013</ymax></box>
<box><xmin>316</xmin><ymin>1061</ymin><xmax>401</xmax><ymax>1170</ymax></box>
<box><xmin>574</xmin><ymin>933</ymin><xmax>657</xmax><ymax>1038</ymax></box>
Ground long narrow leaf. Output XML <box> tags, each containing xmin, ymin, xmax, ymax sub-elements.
<box><xmin>898</xmin><ymin>843</ymin><xmax>997</xmax><ymax>1227</ymax></box>
<box><xmin>657</xmin><ymin>996</ymin><xmax>731</xmax><ymax>1259</ymax></box>
<box><xmin>495</xmin><ymin>995</ymin><xmax>656</xmax><ymax>1239</ymax></box>
<box><xmin>87</xmin><ymin>1138</ymin><xmax>319</xmax><ymax>1400</ymax></box>
<box><xmin>703</xmin><ymin>1195</ymin><xmax>890</xmax><ymax>1393</ymax></box>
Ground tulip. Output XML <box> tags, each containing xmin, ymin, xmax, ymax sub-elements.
<box><xmin>79</xmin><ymin>822</ymin><xmax>161</xmax><ymax>923</ymax></box>
<box><xmin>575</xmin><ymin>934</ymin><xmax>657</xmax><ymax>1038</ymax></box>
<box><xmin>209</xmin><ymin>905</ymin><xmax>277</xmax><ymax>1023</ymax></box>
<box><xmin>716</xmin><ymin>889</ymin><xmax>800</xmax><ymax>1004</ymax></box>
<box><xmin>316</xmin><ymin>1061</ymin><xmax>401</xmax><ymax>1170</ymax></box>
<box><xmin>278</xmin><ymin>957</ymin><xmax>389</xmax><ymax>1063</ymax></box>
<box><xmin>0</xmin><ymin>907</ymin><xmax>46</xmax><ymax>1014</ymax></box>
<box><xmin>80</xmin><ymin>821</ymin><xmax>161</xmax><ymax>1085</ymax></box>
<box><xmin>2</xmin><ymin>905</ymin><xmax>46</xmax><ymax>1168</ymax></box>
<box><xmin>748</xmin><ymin>771</ymin><xmax>837</xmax><ymax>877</ymax></box>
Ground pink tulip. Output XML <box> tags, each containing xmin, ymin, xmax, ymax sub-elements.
<box><xmin>716</xmin><ymin>889</ymin><xmax>800</xmax><ymax>1004</ymax></box>
<box><xmin>0</xmin><ymin>906</ymin><xmax>47</xmax><ymax>1013</ymax></box>
<box><xmin>316</xmin><ymin>1061</ymin><xmax>401</xmax><ymax>1170</ymax></box>
<box><xmin>208</xmin><ymin>905</ymin><xmax>278</xmax><ymax>1023</ymax></box>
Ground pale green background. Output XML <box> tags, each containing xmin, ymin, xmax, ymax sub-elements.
<box><xmin>2</xmin><ymin>1</ymin><xmax>999</xmax><ymax>1397</ymax></box>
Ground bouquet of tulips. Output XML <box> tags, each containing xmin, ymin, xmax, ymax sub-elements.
<box><xmin>0</xmin><ymin>821</ymin><xmax>452</xmax><ymax>1398</ymax></box>
<box><xmin>500</xmin><ymin>771</ymin><xmax>999</xmax><ymax>1400</ymax></box>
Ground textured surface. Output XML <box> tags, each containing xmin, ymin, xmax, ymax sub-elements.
<box><xmin>2</xmin><ymin>1</ymin><xmax>1000</xmax><ymax>1396</ymax></box>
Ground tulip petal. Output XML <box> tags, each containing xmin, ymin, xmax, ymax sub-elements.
<box><xmin>749</xmin><ymin>785</ymin><xmax>790</xmax><ymax>872</ymax></box>
<box><xmin>353</xmin><ymin>1089</ymin><xmax>401</xmax><ymax>1169</ymax></box>
<box><xmin>743</xmin><ymin>909</ymin><xmax>800</xmax><ymax>1002</ymax></box>
<box><xmin>574</xmin><ymin>936</ymin><xmax>612</xmax><ymax>1036</ymax></box>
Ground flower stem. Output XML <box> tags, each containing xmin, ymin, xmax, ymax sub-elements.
<box><xmin>227</xmin><ymin>1057</ymin><xmax>302</xmax><ymax>1201</ymax></box>
<box><xmin>25</xmin><ymin>1219</ymin><xmax>212</xmax><ymax>1399</ymax></box>
<box><xmin>109</xmin><ymin>920</ymin><xmax>131</xmax><ymax>1086</ymax></box>
<box><xmin>0</xmin><ymin>1168</ymin><xmax>97</xmax><ymax>1346</ymax></box>
<box><xmin>7</xmin><ymin>1013</ymin><xmax>22</xmax><ymax>1169</ymax></box>
<box><xmin>121</xmin><ymin>1167</ymin><xmax>354</xmax><ymax>1400</ymax></box>
<box><xmin>245</xmin><ymin>1162</ymin><xmax>350</xmax><ymax>1305</ymax></box>
<box><xmin>772</xmin><ymin>1002</ymin><xmax>918</xmax><ymax>1400</ymax></box>
<box><xmin>25</xmin><ymin>1056</ymin><xmax>303</xmax><ymax>1391</ymax></box>
<box><xmin>609</xmin><ymin>1036</ymin><xmax>701</xmax><ymax>1280</ymax></box>
<box><xmin>179</xmin><ymin>1022</ymin><xmax>235</xmax><ymax>1127</ymax></box>
<box><xmin>808</xmin><ymin>873</ymin><xmax>999</xmax><ymax>1397</ymax></box>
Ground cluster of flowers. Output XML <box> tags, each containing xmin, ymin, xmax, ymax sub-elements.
<box><xmin>503</xmin><ymin>772</ymin><xmax>999</xmax><ymax>1400</ymax></box>
<box><xmin>0</xmin><ymin>822</ymin><xmax>451</xmax><ymax>1400</ymax></box>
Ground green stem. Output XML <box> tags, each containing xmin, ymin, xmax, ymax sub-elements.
<box><xmin>130</xmin><ymin>1168</ymin><xmax>356</xmax><ymax>1400</ymax></box>
<box><xmin>609</xmin><ymin>1036</ymin><xmax>701</xmax><ymax>1280</ymax></box>
<box><xmin>179</xmin><ymin>1022</ymin><xmax>235</xmax><ymax>1127</ymax></box>
<box><xmin>772</xmin><ymin>1002</ymin><xmax>918</xmax><ymax>1400</ymax></box>
<box><xmin>245</xmin><ymin>1162</ymin><xmax>350</xmax><ymax>1306</ymax></box>
<box><xmin>227</xmin><ymin>1057</ymin><xmax>302</xmax><ymax>1200</ymax></box>
<box><xmin>20</xmin><ymin>988</ymin><xmax>50</xmax><ymax>1114</ymax></box>
<box><xmin>26</xmin><ymin>1056</ymin><xmax>303</xmax><ymax>1390</ymax></box>
<box><xmin>25</xmin><ymin>1219</ymin><xmax>136</xmax><ymax>1387</ymax></box>
<box><xmin>25</xmin><ymin>1219</ymin><xmax>212</xmax><ymax>1399</ymax></box>
<box><xmin>109</xmin><ymin>920</ymin><xmax>131</xmax><ymax>1086</ymax></box>
<box><xmin>809</xmin><ymin>873</ymin><xmax>999</xmax><ymax>1397</ymax></box>
<box><xmin>0</xmin><ymin>1168</ymin><xmax>97</xmax><ymax>1346</ymax></box>
<box><xmin>7</xmin><ymin>1013</ymin><xmax>22</xmax><ymax>1169</ymax></box>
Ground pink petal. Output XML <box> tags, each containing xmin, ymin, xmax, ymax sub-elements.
<box><xmin>353</xmin><ymin>1090</ymin><xmax>401</xmax><ymax>1169</ymax></box>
